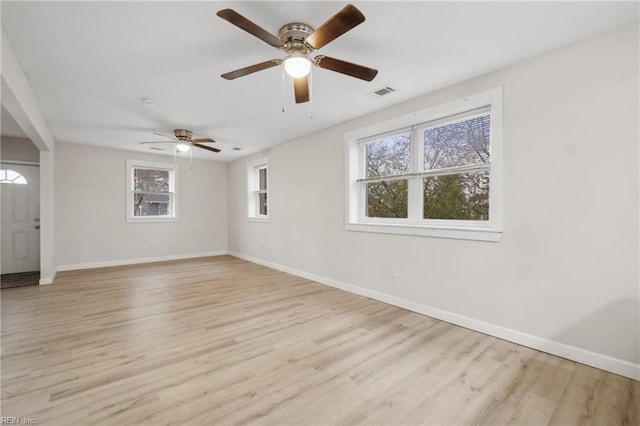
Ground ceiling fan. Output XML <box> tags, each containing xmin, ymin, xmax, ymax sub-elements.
<box><xmin>139</xmin><ymin>129</ymin><xmax>220</xmax><ymax>153</ymax></box>
<box><xmin>217</xmin><ymin>4</ymin><xmax>378</xmax><ymax>104</ymax></box>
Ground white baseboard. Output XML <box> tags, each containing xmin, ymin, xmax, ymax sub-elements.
<box><xmin>56</xmin><ymin>250</ymin><xmax>229</xmax><ymax>272</ymax></box>
<box><xmin>228</xmin><ymin>251</ymin><xmax>640</xmax><ymax>381</ymax></box>
<box><xmin>39</xmin><ymin>270</ymin><xmax>56</xmax><ymax>285</ymax></box>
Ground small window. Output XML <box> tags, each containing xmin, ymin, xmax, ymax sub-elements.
<box><xmin>126</xmin><ymin>160</ymin><xmax>177</xmax><ymax>222</ymax></box>
<box><xmin>247</xmin><ymin>158</ymin><xmax>269</xmax><ymax>221</ymax></box>
<box><xmin>0</xmin><ymin>169</ymin><xmax>28</xmax><ymax>185</ymax></box>
<box><xmin>345</xmin><ymin>87</ymin><xmax>503</xmax><ymax>241</ymax></box>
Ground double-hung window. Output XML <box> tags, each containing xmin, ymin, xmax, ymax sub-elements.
<box><xmin>247</xmin><ymin>157</ymin><xmax>269</xmax><ymax>221</ymax></box>
<box><xmin>126</xmin><ymin>160</ymin><xmax>177</xmax><ymax>222</ymax></box>
<box><xmin>346</xmin><ymin>88</ymin><xmax>502</xmax><ymax>241</ymax></box>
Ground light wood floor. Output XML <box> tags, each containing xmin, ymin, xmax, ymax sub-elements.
<box><xmin>1</xmin><ymin>255</ymin><xmax>638</xmax><ymax>425</ymax></box>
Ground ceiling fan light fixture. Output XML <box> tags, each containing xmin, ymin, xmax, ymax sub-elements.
<box><xmin>284</xmin><ymin>53</ymin><xmax>311</xmax><ymax>78</ymax></box>
<box><xmin>176</xmin><ymin>141</ymin><xmax>191</xmax><ymax>152</ymax></box>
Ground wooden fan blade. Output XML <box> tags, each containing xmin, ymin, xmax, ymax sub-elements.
<box><xmin>193</xmin><ymin>143</ymin><xmax>221</xmax><ymax>153</ymax></box>
<box><xmin>191</xmin><ymin>138</ymin><xmax>216</xmax><ymax>143</ymax></box>
<box><xmin>314</xmin><ymin>55</ymin><xmax>378</xmax><ymax>81</ymax></box>
<box><xmin>217</xmin><ymin>9</ymin><xmax>284</xmax><ymax>48</ymax></box>
<box><xmin>293</xmin><ymin>76</ymin><xmax>309</xmax><ymax>104</ymax></box>
<box><xmin>221</xmin><ymin>59</ymin><xmax>282</xmax><ymax>80</ymax></box>
<box><xmin>305</xmin><ymin>4</ymin><xmax>365</xmax><ymax>50</ymax></box>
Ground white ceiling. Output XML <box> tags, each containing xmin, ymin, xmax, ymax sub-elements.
<box><xmin>1</xmin><ymin>1</ymin><xmax>637</xmax><ymax>161</ymax></box>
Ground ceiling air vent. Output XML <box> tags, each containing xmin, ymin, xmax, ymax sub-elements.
<box><xmin>373</xmin><ymin>86</ymin><xmax>396</xmax><ymax>97</ymax></box>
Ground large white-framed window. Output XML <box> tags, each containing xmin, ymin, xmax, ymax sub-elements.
<box><xmin>247</xmin><ymin>157</ymin><xmax>269</xmax><ymax>222</ymax></box>
<box><xmin>126</xmin><ymin>159</ymin><xmax>177</xmax><ymax>223</ymax></box>
<box><xmin>345</xmin><ymin>87</ymin><xmax>503</xmax><ymax>241</ymax></box>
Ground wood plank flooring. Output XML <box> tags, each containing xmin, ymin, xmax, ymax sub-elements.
<box><xmin>1</xmin><ymin>255</ymin><xmax>638</xmax><ymax>425</ymax></box>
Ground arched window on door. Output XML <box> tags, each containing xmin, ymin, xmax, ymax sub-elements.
<box><xmin>0</xmin><ymin>169</ymin><xmax>28</xmax><ymax>184</ymax></box>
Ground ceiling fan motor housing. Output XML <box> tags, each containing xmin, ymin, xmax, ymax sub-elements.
<box><xmin>279</xmin><ymin>23</ymin><xmax>315</xmax><ymax>54</ymax></box>
<box><xmin>174</xmin><ymin>129</ymin><xmax>193</xmax><ymax>141</ymax></box>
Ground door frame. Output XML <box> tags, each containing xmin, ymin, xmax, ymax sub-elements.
<box><xmin>3</xmin><ymin>30</ymin><xmax>57</xmax><ymax>285</ymax></box>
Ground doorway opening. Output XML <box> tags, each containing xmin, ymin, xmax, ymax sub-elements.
<box><xmin>1</xmin><ymin>162</ymin><xmax>40</xmax><ymax>288</ymax></box>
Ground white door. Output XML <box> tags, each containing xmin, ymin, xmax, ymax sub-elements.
<box><xmin>1</xmin><ymin>163</ymin><xmax>40</xmax><ymax>274</ymax></box>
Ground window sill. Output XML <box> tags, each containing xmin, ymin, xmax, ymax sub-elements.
<box><xmin>345</xmin><ymin>222</ymin><xmax>502</xmax><ymax>242</ymax></box>
<box><xmin>126</xmin><ymin>217</ymin><xmax>178</xmax><ymax>223</ymax></box>
<box><xmin>248</xmin><ymin>217</ymin><xmax>270</xmax><ymax>223</ymax></box>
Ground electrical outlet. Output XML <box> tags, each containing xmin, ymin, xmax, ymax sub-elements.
<box><xmin>390</xmin><ymin>267</ymin><xmax>397</xmax><ymax>278</ymax></box>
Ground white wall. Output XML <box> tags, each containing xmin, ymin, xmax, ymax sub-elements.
<box><xmin>55</xmin><ymin>143</ymin><xmax>227</xmax><ymax>268</ymax></box>
<box><xmin>0</xmin><ymin>136</ymin><xmax>40</xmax><ymax>162</ymax></box>
<box><xmin>228</xmin><ymin>24</ymin><xmax>639</xmax><ymax>378</ymax></box>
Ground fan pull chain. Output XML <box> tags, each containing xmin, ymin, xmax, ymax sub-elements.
<box><xmin>309</xmin><ymin>70</ymin><xmax>314</xmax><ymax>119</ymax></box>
<box><xmin>190</xmin><ymin>146</ymin><xmax>193</xmax><ymax>169</ymax></box>
<box><xmin>281</xmin><ymin>67</ymin><xmax>286</xmax><ymax>113</ymax></box>
<box><xmin>174</xmin><ymin>144</ymin><xmax>177</xmax><ymax>164</ymax></box>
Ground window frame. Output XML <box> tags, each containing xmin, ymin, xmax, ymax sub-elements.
<box><xmin>126</xmin><ymin>159</ymin><xmax>178</xmax><ymax>223</ymax></box>
<box><xmin>247</xmin><ymin>157</ymin><xmax>269</xmax><ymax>222</ymax></box>
<box><xmin>345</xmin><ymin>87</ymin><xmax>503</xmax><ymax>242</ymax></box>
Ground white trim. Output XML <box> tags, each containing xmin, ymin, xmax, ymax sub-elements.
<box><xmin>357</xmin><ymin>164</ymin><xmax>491</xmax><ymax>184</ymax></box>
<box><xmin>126</xmin><ymin>217</ymin><xmax>178</xmax><ymax>224</ymax></box>
<box><xmin>345</xmin><ymin>223</ymin><xmax>502</xmax><ymax>242</ymax></box>
<box><xmin>56</xmin><ymin>251</ymin><xmax>228</xmax><ymax>272</ymax></box>
<box><xmin>228</xmin><ymin>251</ymin><xmax>639</xmax><ymax>381</ymax></box>
<box><xmin>248</xmin><ymin>217</ymin><xmax>270</xmax><ymax>223</ymax></box>
<box><xmin>0</xmin><ymin>160</ymin><xmax>40</xmax><ymax>167</ymax></box>
<box><xmin>39</xmin><ymin>270</ymin><xmax>56</xmax><ymax>285</ymax></box>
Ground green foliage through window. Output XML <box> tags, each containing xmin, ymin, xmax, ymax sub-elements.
<box><xmin>423</xmin><ymin>171</ymin><xmax>489</xmax><ymax>220</ymax></box>
<box><xmin>366</xmin><ymin>180</ymin><xmax>408</xmax><ymax>218</ymax></box>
